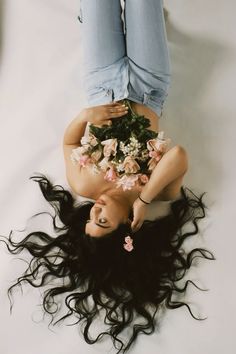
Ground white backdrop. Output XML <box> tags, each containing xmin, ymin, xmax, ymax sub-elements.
<box><xmin>0</xmin><ymin>1</ymin><xmax>236</xmax><ymax>353</ymax></box>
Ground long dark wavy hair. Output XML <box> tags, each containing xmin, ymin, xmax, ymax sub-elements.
<box><xmin>1</xmin><ymin>174</ymin><xmax>215</xmax><ymax>353</ymax></box>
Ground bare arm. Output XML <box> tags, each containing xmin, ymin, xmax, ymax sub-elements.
<box><xmin>63</xmin><ymin>110</ymin><xmax>87</xmax><ymax>146</ymax></box>
<box><xmin>63</xmin><ymin>102</ymin><xmax>128</xmax><ymax>145</ymax></box>
<box><xmin>140</xmin><ymin>145</ymin><xmax>188</xmax><ymax>203</ymax></box>
<box><xmin>62</xmin><ymin>110</ymin><xmax>88</xmax><ymax>194</ymax></box>
<box><xmin>131</xmin><ymin>145</ymin><xmax>188</xmax><ymax>231</ymax></box>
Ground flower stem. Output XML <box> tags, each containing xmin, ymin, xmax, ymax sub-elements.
<box><xmin>123</xmin><ymin>99</ymin><xmax>136</xmax><ymax>117</ymax></box>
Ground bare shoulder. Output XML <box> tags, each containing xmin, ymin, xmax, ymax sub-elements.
<box><xmin>63</xmin><ymin>143</ymin><xmax>82</xmax><ymax>195</ymax></box>
<box><xmin>156</xmin><ymin>174</ymin><xmax>185</xmax><ymax>201</ymax></box>
<box><xmin>63</xmin><ymin>143</ymin><xmax>114</xmax><ymax>199</ymax></box>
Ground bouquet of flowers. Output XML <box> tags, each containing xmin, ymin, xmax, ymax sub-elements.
<box><xmin>70</xmin><ymin>99</ymin><xmax>171</xmax><ymax>191</ymax></box>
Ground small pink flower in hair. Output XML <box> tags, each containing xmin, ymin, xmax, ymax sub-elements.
<box><xmin>123</xmin><ymin>235</ymin><xmax>134</xmax><ymax>252</ymax></box>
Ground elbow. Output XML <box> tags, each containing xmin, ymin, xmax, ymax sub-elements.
<box><xmin>173</xmin><ymin>144</ymin><xmax>189</xmax><ymax>174</ymax></box>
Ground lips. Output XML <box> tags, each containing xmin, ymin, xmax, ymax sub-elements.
<box><xmin>95</xmin><ymin>198</ymin><xmax>106</xmax><ymax>206</ymax></box>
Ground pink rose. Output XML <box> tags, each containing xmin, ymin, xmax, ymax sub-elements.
<box><xmin>116</xmin><ymin>175</ymin><xmax>139</xmax><ymax>191</ymax></box>
<box><xmin>81</xmin><ymin>134</ymin><xmax>98</xmax><ymax>147</ymax></box>
<box><xmin>70</xmin><ymin>146</ymin><xmax>89</xmax><ymax>165</ymax></box>
<box><xmin>88</xmin><ymin>134</ymin><xmax>98</xmax><ymax>147</ymax></box>
<box><xmin>72</xmin><ymin>145</ymin><xmax>89</xmax><ymax>157</ymax></box>
<box><xmin>148</xmin><ymin>150</ymin><xmax>162</xmax><ymax>158</ymax></box>
<box><xmin>148</xmin><ymin>150</ymin><xmax>162</xmax><ymax>161</ymax></box>
<box><xmin>139</xmin><ymin>174</ymin><xmax>149</xmax><ymax>184</ymax></box>
<box><xmin>101</xmin><ymin>138</ymin><xmax>118</xmax><ymax>158</ymax></box>
<box><xmin>78</xmin><ymin>155</ymin><xmax>91</xmax><ymax>167</ymax></box>
<box><xmin>98</xmin><ymin>157</ymin><xmax>110</xmax><ymax>172</ymax></box>
<box><xmin>122</xmin><ymin>156</ymin><xmax>140</xmax><ymax>174</ymax></box>
<box><xmin>147</xmin><ymin>136</ymin><xmax>171</xmax><ymax>169</ymax></box>
<box><xmin>147</xmin><ymin>138</ymin><xmax>171</xmax><ymax>155</ymax></box>
<box><xmin>91</xmin><ymin>150</ymin><xmax>102</xmax><ymax>162</ymax></box>
<box><xmin>104</xmin><ymin>168</ymin><xmax>117</xmax><ymax>182</ymax></box>
<box><xmin>147</xmin><ymin>139</ymin><xmax>157</xmax><ymax>152</ymax></box>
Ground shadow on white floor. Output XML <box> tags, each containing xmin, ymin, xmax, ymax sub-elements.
<box><xmin>0</xmin><ymin>1</ymin><xmax>236</xmax><ymax>353</ymax></box>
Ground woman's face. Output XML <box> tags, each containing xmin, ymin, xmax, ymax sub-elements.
<box><xmin>85</xmin><ymin>194</ymin><xmax>130</xmax><ymax>237</ymax></box>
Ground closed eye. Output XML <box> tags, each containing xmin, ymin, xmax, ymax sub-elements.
<box><xmin>86</xmin><ymin>219</ymin><xmax>110</xmax><ymax>229</ymax></box>
<box><xmin>85</xmin><ymin>219</ymin><xmax>108</xmax><ymax>224</ymax></box>
<box><xmin>99</xmin><ymin>218</ymin><xmax>107</xmax><ymax>224</ymax></box>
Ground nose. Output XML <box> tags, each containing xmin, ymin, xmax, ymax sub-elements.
<box><xmin>92</xmin><ymin>206</ymin><xmax>102</xmax><ymax>217</ymax></box>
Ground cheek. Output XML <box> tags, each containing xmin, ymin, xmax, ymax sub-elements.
<box><xmin>89</xmin><ymin>207</ymin><xmax>96</xmax><ymax>219</ymax></box>
<box><xmin>85</xmin><ymin>223</ymin><xmax>89</xmax><ymax>234</ymax></box>
<box><xmin>107</xmin><ymin>204</ymin><xmax>125</xmax><ymax>222</ymax></box>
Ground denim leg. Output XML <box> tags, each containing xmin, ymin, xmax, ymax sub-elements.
<box><xmin>78</xmin><ymin>0</ymin><xmax>129</xmax><ymax>104</ymax></box>
<box><xmin>124</xmin><ymin>0</ymin><xmax>172</xmax><ymax>117</ymax></box>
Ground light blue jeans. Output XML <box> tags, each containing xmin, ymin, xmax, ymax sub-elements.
<box><xmin>78</xmin><ymin>0</ymin><xmax>171</xmax><ymax>118</ymax></box>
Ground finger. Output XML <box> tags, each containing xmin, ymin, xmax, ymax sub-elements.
<box><xmin>134</xmin><ymin>222</ymin><xmax>143</xmax><ymax>232</ymax></box>
<box><xmin>109</xmin><ymin>112</ymin><xmax>128</xmax><ymax>119</ymax></box>
<box><xmin>131</xmin><ymin>220</ymin><xmax>138</xmax><ymax>231</ymax></box>
<box><xmin>112</xmin><ymin>105</ymin><xmax>128</xmax><ymax>110</ymax></box>
<box><xmin>131</xmin><ymin>224</ymin><xmax>139</xmax><ymax>232</ymax></box>
<box><xmin>105</xmin><ymin>102</ymin><xmax>125</xmax><ymax>107</ymax></box>
<box><xmin>131</xmin><ymin>219</ymin><xmax>143</xmax><ymax>231</ymax></box>
<box><xmin>104</xmin><ymin>119</ymin><xmax>112</xmax><ymax>126</ymax></box>
<box><xmin>108</xmin><ymin>106</ymin><xmax>128</xmax><ymax>113</ymax></box>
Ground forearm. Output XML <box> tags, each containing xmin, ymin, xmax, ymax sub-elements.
<box><xmin>63</xmin><ymin>109</ymin><xmax>87</xmax><ymax>145</ymax></box>
<box><xmin>141</xmin><ymin>145</ymin><xmax>188</xmax><ymax>203</ymax></box>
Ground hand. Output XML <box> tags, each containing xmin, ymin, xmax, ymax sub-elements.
<box><xmin>131</xmin><ymin>198</ymin><xmax>148</xmax><ymax>232</ymax></box>
<box><xmin>82</xmin><ymin>102</ymin><xmax>128</xmax><ymax>126</ymax></box>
